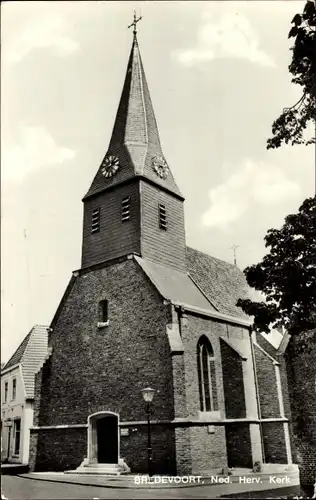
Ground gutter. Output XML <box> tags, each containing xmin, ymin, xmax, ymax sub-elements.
<box><xmin>277</xmin><ymin>331</ymin><xmax>291</xmax><ymax>355</ymax></box>
<box><xmin>250</xmin><ymin>330</ymin><xmax>266</xmax><ymax>463</ymax></box>
<box><xmin>169</xmin><ymin>300</ymin><xmax>252</xmax><ymax>328</ymax></box>
<box><xmin>1</xmin><ymin>363</ymin><xmax>20</xmax><ymax>375</ymax></box>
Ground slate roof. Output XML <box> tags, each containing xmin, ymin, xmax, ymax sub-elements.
<box><xmin>84</xmin><ymin>36</ymin><xmax>183</xmax><ymax>201</ymax></box>
<box><xmin>186</xmin><ymin>247</ymin><xmax>251</xmax><ymax>318</ymax></box>
<box><xmin>135</xmin><ymin>256</ymin><xmax>217</xmax><ymax>312</ymax></box>
<box><xmin>134</xmin><ymin>247</ymin><xmax>256</xmax><ymax>321</ymax></box>
<box><xmin>2</xmin><ymin>325</ymin><xmax>49</xmax><ymax>399</ymax></box>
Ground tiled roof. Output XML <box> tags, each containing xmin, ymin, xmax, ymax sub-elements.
<box><xmin>186</xmin><ymin>247</ymin><xmax>252</xmax><ymax>318</ymax></box>
<box><xmin>135</xmin><ymin>256</ymin><xmax>217</xmax><ymax>311</ymax></box>
<box><xmin>2</xmin><ymin>332</ymin><xmax>31</xmax><ymax>369</ymax></box>
<box><xmin>2</xmin><ymin>325</ymin><xmax>49</xmax><ymax>399</ymax></box>
<box><xmin>135</xmin><ymin>246</ymin><xmax>258</xmax><ymax>321</ymax></box>
<box><xmin>84</xmin><ymin>37</ymin><xmax>183</xmax><ymax>200</ymax></box>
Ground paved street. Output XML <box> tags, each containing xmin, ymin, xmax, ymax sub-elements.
<box><xmin>2</xmin><ymin>475</ymin><xmax>305</xmax><ymax>500</ymax></box>
<box><xmin>2</xmin><ymin>475</ymin><xmax>218</xmax><ymax>500</ymax></box>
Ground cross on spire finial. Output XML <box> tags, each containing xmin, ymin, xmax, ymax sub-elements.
<box><xmin>128</xmin><ymin>10</ymin><xmax>142</xmax><ymax>40</ymax></box>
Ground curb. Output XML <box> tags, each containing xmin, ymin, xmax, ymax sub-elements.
<box><xmin>16</xmin><ymin>473</ymin><xmax>302</xmax><ymax>497</ymax></box>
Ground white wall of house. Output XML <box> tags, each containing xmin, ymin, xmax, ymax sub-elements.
<box><xmin>22</xmin><ymin>401</ymin><xmax>34</xmax><ymax>464</ymax></box>
<box><xmin>1</xmin><ymin>365</ymin><xmax>33</xmax><ymax>464</ymax></box>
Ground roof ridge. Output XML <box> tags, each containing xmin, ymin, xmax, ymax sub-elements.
<box><xmin>2</xmin><ymin>331</ymin><xmax>32</xmax><ymax>370</ymax></box>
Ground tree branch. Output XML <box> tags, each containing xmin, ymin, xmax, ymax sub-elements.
<box><xmin>283</xmin><ymin>92</ymin><xmax>307</xmax><ymax>113</ymax></box>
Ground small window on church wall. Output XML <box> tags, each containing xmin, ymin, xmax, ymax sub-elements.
<box><xmin>197</xmin><ymin>337</ymin><xmax>218</xmax><ymax>412</ymax></box>
<box><xmin>122</xmin><ymin>197</ymin><xmax>131</xmax><ymax>222</ymax></box>
<box><xmin>159</xmin><ymin>204</ymin><xmax>167</xmax><ymax>230</ymax></box>
<box><xmin>91</xmin><ymin>208</ymin><xmax>100</xmax><ymax>233</ymax></box>
<box><xmin>99</xmin><ymin>299</ymin><xmax>108</xmax><ymax>323</ymax></box>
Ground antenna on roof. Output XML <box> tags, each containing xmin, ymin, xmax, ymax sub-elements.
<box><xmin>230</xmin><ymin>244</ymin><xmax>240</xmax><ymax>266</ymax></box>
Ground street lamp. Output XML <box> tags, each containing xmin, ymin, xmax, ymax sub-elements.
<box><xmin>141</xmin><ymin>387</ymin><xmax>155</xmax><ymax>477</ymax></box>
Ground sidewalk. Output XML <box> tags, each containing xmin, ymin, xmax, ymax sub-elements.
<box><xmin>18</xmin><ymin>473</ymin><xmax>302</xmax><ymax>497</ymax></box>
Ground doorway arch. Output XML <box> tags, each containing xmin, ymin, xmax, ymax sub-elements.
<box><xmin>87</xmin><ymin>412</ymin><xmax>119</xmax><ymax>464</ymax></box>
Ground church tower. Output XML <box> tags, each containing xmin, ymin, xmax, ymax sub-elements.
<box><xmin>81</xmin><ymin>19</ymin><xmax>186</xmax><ymax>273</ymax></box>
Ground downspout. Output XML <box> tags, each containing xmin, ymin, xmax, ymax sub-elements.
<box><xmin>176</xmin><ymin>305</ymin><xmax>184</xmax><ymax>337</ymax></box>
<box><xmin>250</xmin><ymin>328</ymin><xmax>266</xmax><ymax>464</ymax></box>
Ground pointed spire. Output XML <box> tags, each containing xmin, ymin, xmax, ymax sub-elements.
<box><xmin>84</xmin><ymin>20</ymin><xmax>183</xmax><ymax>201</ymax></box>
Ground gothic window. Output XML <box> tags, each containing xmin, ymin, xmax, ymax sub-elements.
<box><xmin>122</xmin><ymin>197</ymin><xmax>131</xmax><ymax>222</ymax></box>
<box><xmin>91</xmin><ymin>208</ymin><xmax>100</xmax><ymax>233</ymax></box>
<box><xmin>158</xmin><ymin>203</ymin><xmax>167</xmax><ymax>230</ymax></box>
<box><xmin>197</xmin><ymin>336</ymin><xmax>218</xmax><ymax>412</ymax></box>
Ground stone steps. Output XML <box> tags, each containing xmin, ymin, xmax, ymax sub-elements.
<box><xmin>65</xmin><ymin>463</ymin><xmax>127</xmax><ymax>476</ymax></box>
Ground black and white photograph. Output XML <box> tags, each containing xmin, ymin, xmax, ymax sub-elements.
<box><xmin>1</xmin><ymin>1</ymin><xmax>315</xmax><ymax>499</ymax></box>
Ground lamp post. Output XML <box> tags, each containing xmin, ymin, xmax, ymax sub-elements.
<box><xmin>141</xmin><ymin>387</ymin><xmax>155</xmax><ymax>477</ymax></box>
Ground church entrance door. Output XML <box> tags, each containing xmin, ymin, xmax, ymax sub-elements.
<box><xmin>96</xmin><ymin>415</ymin><xmax>118</xmax><ymax>463</ymax></box>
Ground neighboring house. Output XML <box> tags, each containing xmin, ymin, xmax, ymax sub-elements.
<box><xmin>29</xmin><ymin>27</ymin><xmax>298</xmax><ymax>481</ymax></box>
<box><xmin>1</xmin><ymin>325</ymin><xmax>49</xmax><ymax>464</ymax></box>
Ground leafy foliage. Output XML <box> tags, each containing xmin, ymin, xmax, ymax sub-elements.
<box><xmin>267</xmin><ymin>1</ymin><xmax>316</xmax><ymax>149</ymax></box>
<box><xmin>237</xmin><ymin>196</ymin><xmax>316</xmax><ymax>338</ymax></box>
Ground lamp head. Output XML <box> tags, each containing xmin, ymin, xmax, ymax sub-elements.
<box><xmin>141</xmin><ymin>387</ymin><xmax>155</xmax><ymax>403</ymax></box>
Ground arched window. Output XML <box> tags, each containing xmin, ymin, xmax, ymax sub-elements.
<box><xmin>197</xmin><ymin>336</ymin><xmax>218</xmax><ymax>412</ymax></box>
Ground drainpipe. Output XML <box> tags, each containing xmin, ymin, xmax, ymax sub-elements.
<box><xmin>250</xmin><ymin>328</ymin><xmax>266</xmax><ymax>464</ymax></box>
<box><xmin>175</xmin><ymin>306</ymin><xmax>183</xmax><ymax>337</ymax></box>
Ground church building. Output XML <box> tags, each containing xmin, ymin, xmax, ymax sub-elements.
<box><xmin>29</xmin><ymin>21</ymin><xmax>298</xmax><ymax>477</ymax></box>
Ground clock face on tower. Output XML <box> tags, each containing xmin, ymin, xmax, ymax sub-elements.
<box><xmin>101</xmin><ymin>155</ymin><xmax>120</xmax><ymax>178</ymax></box>
<box><xmin>152</xmin><ymin>156</ymin><xmax>169</xmax><ymax>180</ymax></box>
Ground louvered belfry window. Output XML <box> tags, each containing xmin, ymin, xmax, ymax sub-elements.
<box><xmin>197</xmin><ymin>336</ymin><xmax>218</xmax><ymax>412</ymax></box>
<box><xmin>159</xmin><ymin>203</ymin><xmax>167</xmax><ymax>230</ymax></box>
<box><xmin>122</xmin><ymin>196</ymin><xmax>131</xmax><ymax>222</ymax></box>
<box><xmin>91</xmin><ymin>208</ymin><xmax>100</xmax><ymax>233</ymax></box>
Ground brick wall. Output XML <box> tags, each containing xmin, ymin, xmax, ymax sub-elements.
<box><xmin>28</xmin><ymin>432</ymin><xmax>38</xmax><ymax>472</ymax></box>
<box><xmin>286</xmin><ymin>334</ymin><xmax>316</xmax><ymax>486</ymax></box>
<box><xmin>120</xmin><ymin>425</ymin><xmax>176</xmax><ymax>475</ymax></box>
<box><xmin>220</xmin><ymin>339</ymin><xmax>246</xmax><ymax>419</ymax></box>
<box><xmin>190</xmin><ymin>426</ymin><xmax>227</xmax><ymax>473</ymax></box>
<box><xmin>256</xmin><ymin>333</ymin><xmax>297</xmax><ymax>463</ymax></box>
<box><xmin>31</xmin><ymin>258</ymin><xmax>175</xmax><ymax>473</ymax></box>
<box><xmin>180</xmin><ymin>315</ymin><xmax>226</xmax><ymax>420</ymax></box>
<box><xmin>174</xmin><ymin>428</ymin><xmax>192</xmax><ymax>475</ymax></box>
<box><xmin>30</xmin><ymin>428</ymin><xmax>87</xmax><ymax>472</ymax></box>
<box><xmin>180</xmin><ymin>316</ymin><xmax>249</xmax><ymax>419</ymax></box>
<box><xmin>261</xmin><ymin>422</ymin><xmax>287</xmax><ymax>464</ymax></box>
<box><xmin>254</xmin><ymin>345</ymin><xmax>280</xmax><ymax>418</ymax></box>
<box><xmin>226</xmin><ymin>423</ymin><xmax>252</xmax><ymax>468</ymax></box>
<box><xmin>179</xmin><ymin>314</ymin><xmax>251</xmax><ymax>470</ymax></box>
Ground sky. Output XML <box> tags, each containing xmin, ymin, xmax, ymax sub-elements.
<box><xmin>1</xmin><ymin>1</ymin><xmax>315</xmax><ymax>362</ymax></box>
